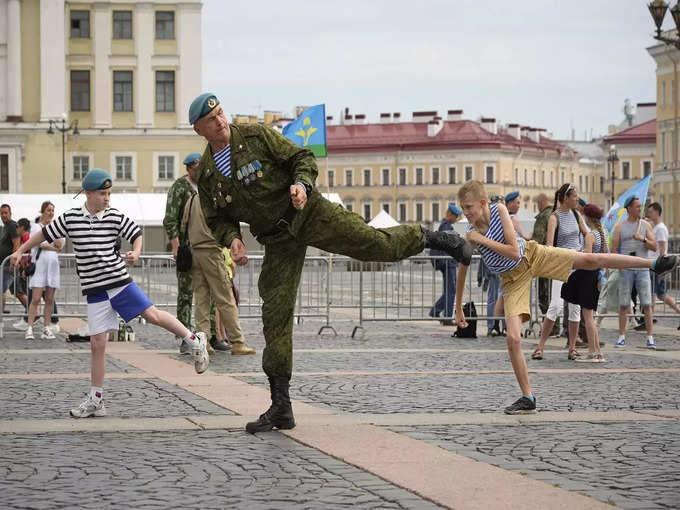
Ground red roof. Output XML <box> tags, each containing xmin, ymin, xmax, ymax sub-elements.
<box><xmin>327</xmin><ymin>120</ymin><xmax>571</xmax><ymax>156</ymax></box>
<box><xmin>603</xmin><ymin>119</ymin><xmax>656</xmax><ymax>145</ymax></box>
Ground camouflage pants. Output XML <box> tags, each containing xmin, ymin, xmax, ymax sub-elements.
<box><xmin>260</xmin><ymin>195</ymin><xmax>424</xmax><ymax>378</ymax></box>
<box><xmin>176</xmin><ymin>269</ymin><xmax>216</xmax><ymax>337</ymax></box>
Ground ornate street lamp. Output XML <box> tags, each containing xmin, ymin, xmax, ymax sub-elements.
<box><xmin>648</xmin><ymin>1</ymin><xmax>680</xmax><ymax>45</ymax></box>
<box><xmin>608</xmin><ymin>145</ymin><xmax>619</xmax><ymax>208</ymax></box>
<box><xmin>47</xmin><ymin>114</ymin><xmax>79</xmax><ymax>194</ymax></box>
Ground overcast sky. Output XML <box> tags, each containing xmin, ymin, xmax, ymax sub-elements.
<box><xmin>202</xmin><ymin>0</ymin><xmax>663</xmax><ymax>140</ymax></box>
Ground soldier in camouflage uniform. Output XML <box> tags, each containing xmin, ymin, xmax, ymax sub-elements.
<box><xmin>532</xmin><ymin>193</ymin><xmax>553</xmax><ymax>315</ymax></box>
<box><xmin>189</xmin><ymin>93</ymin><xmax>472</xmax><ymax>434</ymax></box>
<box><xmin>163</xmin><ymin>153</ymin><xmax>216</xmax><ymax>354</ymax></box>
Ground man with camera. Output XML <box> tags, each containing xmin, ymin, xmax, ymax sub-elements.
<box><xmin>611</xmin><ymin>196</ymin><xmax>658</xmax><ymax>349</ymax></box>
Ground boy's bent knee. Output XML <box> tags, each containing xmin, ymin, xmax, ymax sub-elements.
<box><xmin>506</xmin><ymin>334</ymin><xmax>522</xmax><ymax>348</ymax></box>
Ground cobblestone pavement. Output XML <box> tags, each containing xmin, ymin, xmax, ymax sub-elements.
<box><xmin>0</xmin><ymin>352</ymin><xmax>139</xmax><ymax>374</ymax></box>
<box><xmin>391</xmin><ymin>421</ymin><xmax>680</xmax><ymax>509</ymax></box>
<box><xmin>0</xmin><ymin>430</ymin><xmax>443</xmax><ymax>510</ymax></box>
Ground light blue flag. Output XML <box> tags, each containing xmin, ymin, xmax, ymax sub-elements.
<box><xmin>282</xmin><ymin>104</ymin><xmax>327</xmax><ymax>157</ymax></box>
<box><xmin>603</xmin><ymin>174</ymin><xmax>652</xmax><ymax>242</ymax></box>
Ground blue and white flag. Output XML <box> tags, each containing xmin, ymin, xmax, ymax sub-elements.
<box><xmin>603</xmin><ymin>174</ymin><xmax>652</xmax><ymax>242</ymax></box>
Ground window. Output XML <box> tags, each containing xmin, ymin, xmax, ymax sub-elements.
<box><xmin>344</xmin><ymin>200</ymin><xmax>354</xmax><ymax>212</ymax></box>
<box><xmin>643</xmin><ymin>160</ymin><xmax>652</xmax><ymax>177</ymax></box>
<box><xmin>71</xmin><ymin>70</ymin><xmax>90</xmax><ymax>111</ymax></box>
<box><xmin>155</xmin><ymin>11</ymin><xmax>175</xmax><ymax>39</ymax></box>
<box><xmin>156</xmin><ymin>71</ymin><xmax>175</xmax><ymax>112</ymax></box>
<box><xmin>398</xmin><ymin>202</ymin><xmax>407</xmax><ymax>222</ymax></box>
<box><xmin>382</xmin><ymin>203</ymin><xmax>390</xmax><ymax>214</ymax></box>
<box><xmin>363</xmin><ymin>203</ymin><xmax>372</xmax><ymax>222</ymax></box>
<box><xmin>524</xmin><ymin>168</ymin><xmax>528</xmax><ymax>185</ymax></box>
<box><xmin>381</xmin><ymin>168</ymin><xmax>390</xmax><ymax>186</ymax></box>
<box><xmin>158</xmin><ymin>155</ymin><xmax>175</xmax><ymax>180</ymax></box>
<box><xmin>485</xmin><ymin>165</ymin><xmax>494</xmax><ymax>184</ymax></box>
<box><xmin>327</xmin><ymin>170</ymin><xmax>334</xmax><ymax>188</ymax></box>
<box><xmin>514</xmin><ymin>168</ymin><xmax>519</xmax><ymax>185</ymax></box>
<box><xmin>345</xmin><ymin>169</ymin><xmax>353</xmax><ymax>187</ymax></box>
<box><xmin>113</xmin><ymin>11</ymin><xmax>132</xmax><ymax>39</ymax></box>
<box><xmin>415</xmin><ymin>202</ymin><xmax>424</xmax><ymax>222</ymax></box>
<box><xmin>415</xmin><ymin>167</ymin><xmax>424</xmax><ymax>185</ymax></box>
<box><xmin>70</xmin><ymin>10</ymin><xmax>90</xmax><ymax>38</ymax></box>
<box><xmin>561</xmin><ymin>170</ymin><xmax>565</xmax><ymax>185</ymax></box>
<box><xmin>600</xmin><ymin>176</ymin><xmax>604</xmax><ymax>193</ymax></box>
<box><xmin>115</xmin><ymin>156</ymin><xmax>133</xmax><ymax>181</ymax></box>
<box><xmin>622</xmin><ymin>161</ymin><xmax>631</xmax><ymax>180</ymax></box>
<box><xmin>113</xmin><ymin>71</ymin><xmax>133</xmax><ymax>112</ymax></box>
<box><xmin>432</xmin><ymin>167</ymin><xmax>440</xmax><ymax>185</ymax></box>
<box><xmin>398</xmin><ymin>167</ymin><xmax>407</xmax><ymax>186</ymax></box>
<box><xmin>661</xmin><ymin>132</ymin><xmax>667</xmax><ymax>164</ymax></box>
<box><xmin>363</xmin><ymin>168</ymin><xmax>371</xmax><ymax>186</ymax></box>
<box><xmin>72</xmin><ymin>155</ymin><xmax>89</xmax><ymax>180</ymax></box>
<box><xmin>0</xmin><ymin>155</ymin><xmax>8</xmax><ymax>191</ymax></box>
<box><xmin>431</xmin><ymin>202</ymin><xmax>440</xmax><ymax>221</ymax></box>
<box><xmin>448</xmin><ymin>166</ymin><xmax>456</xmax><ymax>184</ymax></box>
<box><xmin>465</xmin><ymin>166</ymin><xmax>473</xmax><ymax>181</ymax></box>
<box><xmin>533</xmin><ymin>169</ymin><xmax>537</xmax><ymax>186</ymax></box>
<box><xmin>550</xmin><ymin>171</ymin><xmax>554</xmax><ymax>187</ymax></box>
<box><xmin>579</xmin><ymin>175</ymin><xmax>583</xmax><ymax>190</ymax></box>
<box><xmin>662</xmin><ymin>81</ymin><xmax>667</xmax><ymax>108</ymax></box>
<box><xmin>541</xmin><ymin>170</ymin><xmax>545</xmax><ymax>187</ymax></box>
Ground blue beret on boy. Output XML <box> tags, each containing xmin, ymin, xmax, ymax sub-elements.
<box><xmin>183</xmin><ymin>152</ymin><xmax>202</xmax><ymax>165</ymax></box>
<box><xmin>623</xmin><ymin>196</ymin><xmax>638</xmax><ymax>208</ymax></box>
<box><xmin>578</xmin><ymin>197</ymin><xmax>587</xmax><ymax>207</ymax></box>
<box><xmin>505</xmin><ymin>191</ymin><xmax>519</xmax><ymax>203</ymax></box>
<box><xmin>189</xmin><ymin>93</ymin><xmax>220</xmax><ymax>124</ymax></box>
<box><xmin>448</xmin><ymin>203</ymin><xmax>462</xmax><ymax>216</ymax></box>
<box><xmin>82</xmin><ymin>168</ymin><xmax>112</xmax><ymax>191</ymax></box>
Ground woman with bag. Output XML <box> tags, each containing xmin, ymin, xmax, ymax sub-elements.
<box><xmin>25</xmin><ymin>201</ymin><xmax>62</xmax><ymax>340</ymax></box>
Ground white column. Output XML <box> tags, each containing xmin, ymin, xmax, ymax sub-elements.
<box><xmin>40</xmin><ymin>0</ymin><xmax>66</xmax><ymax>121</ymax></box>
<box><xmin>135</xmin><ymin>3</ymin><xmax>154</xmax><ymax>128</ymax></box>
<box><xmin>6</xmin><ymin>0</ymin><xmax>22</xmax><ymax>120</ymax></box>
<box><xmin>176</xmin><ymin>2</ymin><xmax>202</xmax><ymax>128</ymax></box>
<box><xmin>92</xmin><ymin>2</ymin><xmax>111</xmax><ymax>128</ymax></box>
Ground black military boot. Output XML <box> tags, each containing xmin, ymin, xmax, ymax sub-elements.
<box><xmin>245</xmin><ymin>376</ymin><xmax>296</xmax><ymax>434</ymax></box>
<box><xmin>423</xmin><ymin>228</ymin><xmax>472</xmax><ymax>265</ymax></box>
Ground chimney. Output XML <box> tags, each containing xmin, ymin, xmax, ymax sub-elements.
<box><xmin>412</xmin><ymin>110</ymin><xmax>437</xmax><ymax>123</ymax></box>
<box><xmin>447</xmin><ymin>109</ymin><xmax>463</xmax><ymax>121</ymax></box>
<box><xmin>427</xmin><ymin>117</ymin><xmax>443</xmax><ymax>137</ymax></box>
<box><xmin>520</xmin><ymin>126</ymin><xmax>531</xmax><ymax>138</ymax></box>
<box><xmin>507</xmin><ymin>123</ymin><xmax>520</xmax><ymax>140</ymax></box>
<box><xmin>480</xmin><ymin>117</ymin><xmax>497</xmax><ymax>135</ymax></box>
<box><xmin>393</xmin><ymin>112</ymin><xmax>401</xmax><ymax>122</ymax></box>
<box><xmin>326</xmin><ymin>115</ymin><xmax>333</xmax><ymax>125</ymax></box>
<box><xmin>380</xmin><ymin>113</ymin><xmax>391</xmax><ymax>123</ymax></box>
<box><xmin>636</xmin><ymin>102</ymin><xmax>656</xmax><ymax>124</ymax></box>
<box><xmin>355</xmin><ymin>114</ymin><xmax>366</xmax><ymax>125</ymax></box>
<box><xmin>529</xmin><ymin>128</ymin><xmax>540</xmax><ymax>144</ymax></box>
<box><xmin>295</xmin><ymin>105</ymin><xmax>307</xmax><ymax>117</ymax></box>
<box><xmin>344</xmin><ymin>114</ymin><xmax>353</xmax><ymax>125</ymax></box>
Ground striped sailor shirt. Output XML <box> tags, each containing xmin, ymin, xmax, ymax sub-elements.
<box><xmin>42</xmin><ymin>206</ymin><xmax>142</xmax><ymax>295</ymax></box>
<box><xmin>213</xmin><ymin>144</ymin><xmax>231</xmax><ymax>178</ymax></box>
<box><xmin>467</xmin><ymin>203</ymin><xmax>525</xmax><ymax>274</ymax></box>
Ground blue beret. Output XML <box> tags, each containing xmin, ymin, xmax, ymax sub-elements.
<box><xmin>82</xmin><ymin>168</ymin><xmax>112</xmax><ymax>191</ymax></box>
<box><xmin>189</xmin><ymin>93</ymin><xmax>220</xmax><ymax>124</ymax></box>
<box><xmin>505</xmin><ymin>191</ymin><xmax>519</xmax><ymax>203</ymax></box>
<box><xmin>623</xmin><ymin>196</ymin><xmax>638</xmax><ymax>208</ymax></box>
<box><xmin>578</xmin><ymin>197</ymin><xmax>587</xmax><ymax>207</ymax></box>
<box><xmin>448</xmin><ymin>203</ymin><xmax>462</xmax><ymax>216</ymax></box>
<box><xmin>183</xmin><ymin>152</ymin><xmax>202</xmax><ymax>165</ymax></box>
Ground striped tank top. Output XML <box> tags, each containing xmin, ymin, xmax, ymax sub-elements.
<box><xmin>467</xmin><ymin>203</ymin><xmax>525</xmax><ymax>274</ymax></box>
<box><xmin>554</xmin><ymin>209</ymin><xmax>582</xmax><ymax>250</ymax></box>
<box><xmin>590</xmin><ymin>227</ymin><xmax>604</xmax><ymax>254</ymax></box>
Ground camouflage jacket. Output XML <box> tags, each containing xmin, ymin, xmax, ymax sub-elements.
<box><xmin>195</xmin><ymin>123</ymin><xmax>318</xmax><ymax>247</ymax></box>
<box><xmin>532</xmin><ymin>205</ymin><xmax>554</xmax><ymax>245</ymax></box>
<box><xmin>163</xmin><ymin>175</ymin><xmax>196</xmax><ymax>241</ymax></box>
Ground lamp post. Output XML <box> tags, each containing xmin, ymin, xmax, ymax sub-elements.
<box><xmin>47</xmin><ymin>114</ymin><xmax>79</xmax><ymax>194</ymax></box>
<box><xmin>608</xmin><ymin>144</ymin><xmax>619</xmax><ymax>209</ymax></box>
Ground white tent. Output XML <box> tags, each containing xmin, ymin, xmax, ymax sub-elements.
<box><xmin>368</xmin><ymin>210</ymin><xmax>400</xmax><ymax>228</ymax></box>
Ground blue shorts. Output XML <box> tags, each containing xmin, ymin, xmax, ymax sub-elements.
<box><xmin>650</xmin><ymin>270</ymin><xmax>667</xmax><ymax>298</ymax></box>
<box><xmin>619</xmin><ymin>270</ymin><xmax>652</xmax><ymax>308</ymax></box>
<box><xmin>86</xmin><ymin>282</ymin><xmax>153</xmax><ymax>335</ymax></box>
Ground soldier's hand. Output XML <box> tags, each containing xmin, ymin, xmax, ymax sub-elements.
<box><xmin>290</xmin><ymin>184</ymin><xmax>307</xmax><ymax>210</ymax></box>
<box><xmin>455</xmin><ymin>307</ymin><xmax>467</xmax><ymax>329</ymax></box>
<box><xmin>230</xmin><ymin>238</ymin><xmax>248</xmax><ymax>266</ymax></box>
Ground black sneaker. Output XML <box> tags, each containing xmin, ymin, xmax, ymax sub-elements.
<box><xmin>652</xmin><ymin>255</ymin><xmax>677</xmax><ymax>275</ymax></box>
<box><xmin>424</xmin><ymin>229</ymin><xmax>472</xmax><ymax>265</ymax></box>
<box><xmin>504</xmin><ymin>396</ymin><xmax>537</xmax><ymax>415</ymax></box>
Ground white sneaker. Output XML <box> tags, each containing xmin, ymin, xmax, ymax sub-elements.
<box><xmin>47</xmin><ymin>323</ymin><xmax>60</xmax><ymax>334</ymax></box>
<box><xmin>191</xmin><ymin>332</ymin><xmax>210</xmax><ymax>374</ymax></box>
<box><xmin>69</xmin><ymin>396</ymin><xmax>107</xmax><ymax>418</ymax></box>
<box><xmin>41</xmin><ymin>327</ymin><xmax>56</xmax><ymax>340</ymax></box>
<box><xmin>25</xmin><ymin>326</ymin><xmax>34</xmax><ymax>340</ymax></box>
<box><xmin>12</xmin><ymin>319</ymin><xmax>29</xmax><ymax>331</ymax></box>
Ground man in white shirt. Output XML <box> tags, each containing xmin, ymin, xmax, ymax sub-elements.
<box><xmin>647</xmin><ymin>202</ymin><xmax>680</xmax><ymax>323</ymax></box>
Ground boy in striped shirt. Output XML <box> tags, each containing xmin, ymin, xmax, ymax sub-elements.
<box><xmin>454</xmin><ymin>181</ymin><xmax>677</xmax><ymax>415</ymax></box>
<box><xmin>10</xmin><ymin>169</ymin><xmax>210</xmax><ymax>418</ymax></box>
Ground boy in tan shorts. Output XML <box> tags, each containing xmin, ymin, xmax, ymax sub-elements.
<box><xmin>454</xmin><ymin>180</ymin><xmax>677</xmax><ymax>414</ymax></box>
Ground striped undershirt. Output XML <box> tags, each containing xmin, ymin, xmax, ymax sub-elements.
<box><xmin>42</xmin><ymin>207</ymin><xmax>142</xmax><ymax>295</ymax></box>
<box><xmin>213</xmin><ymin>144</ymin><xmax>231</xmax><ymax>178</ymax></box>
<box><xmin>554</xmin><ymin>209</ymin><xmax>582</xmax><ymax>250</ymax></box>
<box><xmin>591</xmin><ymin>228</ymin><xmax>604</xmax><ymax>254</ymax></box>
<box><xmin>467</xmin><ymin>203</ymin><xmax>525</xmax><ymax>274</ymax></box>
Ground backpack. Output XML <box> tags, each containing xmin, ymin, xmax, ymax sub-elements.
<box><xmin>453</xmin><ymin>301</ymin><xmax>477</xmax><ymax>338</ymax></box>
